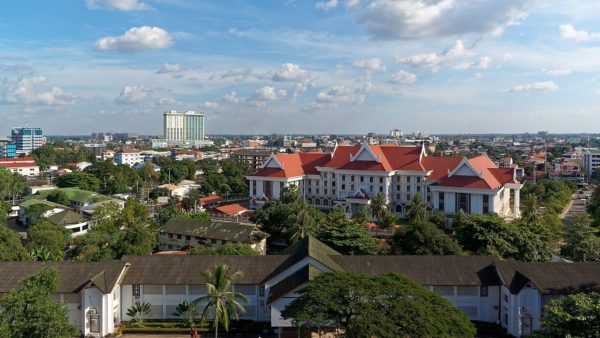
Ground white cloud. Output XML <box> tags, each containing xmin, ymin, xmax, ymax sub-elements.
<box><xmin>559</xmin><ymin>24</ymin><xmax>600</xmax><ymax>41</ymax></box>
<box><xmin>156</xmin><ymin>97</ymin><xmax>181</xmax><ymax>106</ymax></box>
<box><xmin>271</xmin><ymin>63</ymin><xmax>310</xmax><ymax>82</ymax></box>
<box><xmin>156</xmin><ymin>63</ymin><xmax>182</xmax><ymax>74</ymax></box>
<box><xmin>201</xmin><ymin>101</ymin><xmax>219</xmax><ymax>109</ymax></box>
<box><xmin>544</xmin><ymin>68</ymin><xmax>572</xmax><ymax>77</ymax></box>
<box><xmin>352</xmin><ymin>57</ymin><xmax>386</xmax><ymax>71</ymax></box>
<box><xmin>316</xmin><ymin>0</ymin><xmax>360</xmax><ymax>10</ymax></box>
<box><xmin>396</xmin><ymin>40</ymin><xmax>474</xmax><ymax>71</ymax></box>
<box><xmin>85</xmin><ymin>0</ymin><xmax>150</xmax><ymax>11</ymax></box>
<box><xmin>359</xmin><ymin>0</ymin><xmax>531</xmax><ymax>39</ymax></box>
<box><xmin>94</xmin><ymin>26</ymin><xmax>172</xmax><ymax>52</ymax></box>
<box><xmin>115</xmin><ymin>85</ymin><xmax>147</xmax><ymax>104</ymax></box>
<box><xmin>390</xmin><ymin>70</ymin><xmax>417</xmax><ymax>84</ymax></box>
<box><xmin>3</xmin><ymin>76</ymin><xmax>75</xmax><ymax>106</ymax></box>
<box><xmin>315</xmin><ymin>82</ymin><xmax>371</xmax><ymax>104</ymax></box>
<box><xmin>506</xmin><ymin>81</ymin><xmax>559</xmax><ymax>93</ymax></box>
<box><xmin>222</xmin><ymin>91</ymin><xmax>239</xmax><ymax>104</ymax></box>
<box><xmin>251</xmin><ymin>86</ymin><xmax>287</xmax><ymax>101</ymax></box>
<box><xmin>454</xmin><ymin>56</ymin><xmax>492</xmax><ymax>70</ymax></box>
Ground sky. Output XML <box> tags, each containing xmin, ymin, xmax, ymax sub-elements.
<box><xmin>2</xmin><ymin>0</ymin><xmax>600</xmax><ymax>135</ymax></box>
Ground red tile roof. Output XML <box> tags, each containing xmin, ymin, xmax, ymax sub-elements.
<box><xmin>253</xmin><ymin>153</ymin><xmax>331</xmax><ymax>178</ymax></box>
<box><xmin>214</xmin><ymin>204</ymin><xmax>249</xmax><ymax>215</ymax></box>
<box><xmin>199</xmin><ymin>195</ymin><xmax>225</xmax><ymax>206</ymax></box>
<box><xmin>0</xmin><ymin>157</ymin><xmax>35</xmax><ymax>163</ymax></box>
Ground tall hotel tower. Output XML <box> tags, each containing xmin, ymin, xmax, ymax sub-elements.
<box><xmin>163</xmin><ymin>110</ymin><xmax>205</xmax><ymax>146</ymax></box>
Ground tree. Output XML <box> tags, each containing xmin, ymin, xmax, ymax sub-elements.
<box><xmin>0</xmin><ymin>201</ymin><xmax>9</xmax><ymax>225</ymax></box>
<box><xmin>0</xmin><ymin>267</ymin><xmax>78</xmax><ymax>338</ymax></box>
<box><xmin>288</xmin><ymin>203</ymin><xmax>317</xmax><ymax>244</ymax></box>
<box><xmin>280</xmin><ymin>185</ymin><xmax>301</xmax><ymax>204</ymax></box>
<box><xmin>193</xmin><ymin>264</ymin><xmax>248</xmax><ymax>338</ymax></box>
<box><xmin>126</xmin><ymin>302</ymin><xmax>151</xmax><ymax>326</ymax></box>
<box><xmin>46</xmin><ymin>190</ymin><xmax>70</xmax><ymax>206</ymax></box>
<box><xmin>406</xmin><ymin>194</ymin><xmax>428</xmax><ymax>224</ymax></box>
<box><xmin>521</xmin><ymin>193</ymin><xmax>542</xmax><ymax>225</ymax></box>
<box><xmin>535</xmin><ymin>292</ymin><xmax>600</xmax><ymax>337</ymax></box>
<box><xmin>27</xmin><ymin>220</ymin><xmax>71</xmax><ymax>259</ymax></box>
<box><xmin>561</xmin><ymin>215</ymin><xmax>600</xmax><ymax>261</ymax></box>
<box><xmin>0</xmin><ymin>224</ymin><xmax>29</xmax><ymax>261</ymax></box>
<box><xmin>369</xmin><ymin>192</ymin><xmax>388</xmax><ymax>225</ymax></box>
<box><xmin>317</xmin><ymin>209</ymin><xmax>379</xmax><ymax>255</ymax></box>
<box><xmin>353</xmin><ymin>206</ymin><xmax>370</xmax><ymax>224</ymax></box>
<box><xmin>281</xmin><ymin>272</ymin><xmax>475</xmax><ymax>338</ymax></box>
<box><xmin>454</xmin><ymin>213</ymin><xmax>551</xmax><ymax>261</ymax></box>
<box><xmin>391</xmin><ymin>222</ymin><xmax>462</xmax><ymax>255</ymax></box>
<box><xmin>173</xmin><ymin>301</ymin><xmax>199</xmax><ymax>327</ymax></box>
<box><xmin>57</xmin><ymin>172</ymin><xmax>100</xmax><ymax>191</ymax></box>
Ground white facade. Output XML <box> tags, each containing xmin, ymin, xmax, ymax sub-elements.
<box><xmin>114</xmin><ymin>150</ymin><xmax>143</xmax><ymax>167</ymax></box>
<box><xmin>583</xmin><ymin>149</ymin><xmax>600</xmax><ymax>178</ymax></box>
<box><xmin>163</xmin><ymin>110</ymin><xmax>205</xmax><ymax>143</ymax></box>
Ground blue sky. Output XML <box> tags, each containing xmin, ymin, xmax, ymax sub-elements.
<box><xmin>2</xmin><ymin>0</ymin><xmax>600</xmax><ymax>135</ymax></box>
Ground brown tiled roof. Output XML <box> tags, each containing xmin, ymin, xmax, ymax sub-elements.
<box><xmin>121</xmin><ymin>255</ymin><xmax>288</xmax><ymax>285</ymax></box>
<box><xmin>495</xmin><ymin>261</ymin><xmax>600</xmax><ymax>295</ymax></box>
<box><xmin>162</xmin><ymin>219</ymin><xmax>269</xmax><ymax>243</ymax></box>
<box><xmin>331</xmin><ymin>255</ymin><xmax>500</xmax><ymax>286</ymax></box>
<box><xmin>267</xmin><ymin>265</ymin><xmax>321</xmax><ymax>304</ymax></box>
<box><xmin>0</xmin><ymin>262</ymin><xmax>127</xmax><ymax>294</ymax></box>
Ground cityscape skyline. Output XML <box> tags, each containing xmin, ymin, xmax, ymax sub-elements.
<box><xmin>2</xmin><ymin>1</ymin><xmax>600</xmax><ymax>135</ymax></box>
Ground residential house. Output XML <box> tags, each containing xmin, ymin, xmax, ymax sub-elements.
<box><xmin>0</xmin><ymin>157</ymin><xmax>39</xmax><ymax>176</ymax></box>
<box><xmin>158</xmin><ymin>218</ymin><xmax>269</xmax><ymax>254</ymax></box>
<box><xmin>114</xmin><ymin>148</ymin><xmax>143</xmax><ymax>167</ymax></box>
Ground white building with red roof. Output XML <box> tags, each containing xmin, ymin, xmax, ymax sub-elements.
<box><xmin>0</xmin><ymin>157</ymin><xmax>39</xmax><ymax>176</ymax></box>
<box><xmin>246</xmin><ymin>144</ymin><xmax>522</xmax><ymax>221</ymax></box>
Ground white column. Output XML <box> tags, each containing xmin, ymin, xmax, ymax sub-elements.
<box><xmin>514</xmin><ymin>188</ymin><xmax>520</xmax><ymax>218</ymax></box>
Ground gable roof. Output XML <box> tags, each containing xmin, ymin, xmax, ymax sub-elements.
<box><xmin>332</xmin><ymin>255</ymin><xmax>500</xmax><ymax>286</ymax></box>
<box><xmin>267</xmin><ymin>264</ymin><xmax>321</xmax><ymax>304</ymax></box>
<box><xmin>214</xmin><ymin>204</ymin><xmax>249</xmax><ymax>215</ymax></box>
<box><xmin>0</xmin><ymin>261</ymin><xmax>127</xmax><ymax>294</ymax></box>
<box><xmin>435</xmin><ymin>156</ymin><xmax>517</xmax><ymax>190</ymax></box>
<box><xmin>121</xmin><ymin>255</ymin><xmax>287</xmax><ymax>285</ymax></box>
<box><xmin>46</xmin><ymin>209</ymin><xmax>87</xmax><ymax>225</ymax></box>
<box><xmin>162</xmin><ymin>219</ymin><xmax>269</xmax><ymax>243</ymax></box>
<box><xmin>263</xmin><ymin>236</ymin><xmax>342</xmax><ymax>282</ymax></box>
<box><xmin>495</xmin><ymin>261</ymin><xmax>600</xmax><ymax>295</ymax></box>
<box><xmin>253</xmin><ymin>153</ymin><xmax>331</xmax><ymax>178</ymax></box>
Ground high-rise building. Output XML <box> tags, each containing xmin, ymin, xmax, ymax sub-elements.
<box><xmin>0</xmin><ymin>141</ymin><xmax>16</xmax><ymax>158</ymax></box>
<box><xmin>11</xmin><ymin>127</ymin><xmax>44</xmax><ymax>154</ymax></box>
<box><xmin>163</xmin><ymin>110</ymin><xmax>206</xmax><ymax>146</ymax></box>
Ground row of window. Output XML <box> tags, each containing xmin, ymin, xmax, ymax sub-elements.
<box><xmin>140</xmin><ymin>284</ymin><xmax>258</xmax><ymax>296</ymax></box>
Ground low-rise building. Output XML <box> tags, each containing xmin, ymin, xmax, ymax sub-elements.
<box><xmin>1</xmin><ymin>236</ymin><xmax>599</xmax><ymax>337</ymax></box>
<box><xmin>158</xmin><ymin>218</ymin><xmax>269</xmax><ymax>254</ymax></box>
<box><xmin>114</xmin><ymin>148</ymin><xmax>143</xmax><ymax>167</ymax></box>
<box><xmin>0</xmin><ymin>157</ymin><xmax>39</xmax><ymax>176</ymax></box>
<box><xmin>230</xmin><ymin>149</ymin><xmax>272</xmax><ymax>171</ymax></box>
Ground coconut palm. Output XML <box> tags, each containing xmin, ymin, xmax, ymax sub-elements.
<box><xmin>369</xmin><ymin>193</ymin><xmax>387</xmax><ymax>225</ymax></box>
<box><xmin>193</xmin><ymin>264</ymin><xmax>248</xmax><ymax>338</ymax></box>
<box><xmin>126</xmin><ymin>302</ymin><xmax>151</xmax><ymax>325</ymax></box>
<box><xmin>521</xmin><ymin>193</ymin><xmax>542</xmax><ymax>225</ymax></box>
<box><xmin>172</xmin><ymin>300</ymin><xmax>199</xmax><ymax>327</ymax></box>
<box><xmin>289</xmin><ymin>204</ymin><xmax>316</xmax><ymax>244</ymax></box>
<box><xmin>407</xmin><ymin>194</ymin><xmax>428</xmax><ymax>224</ymax></box>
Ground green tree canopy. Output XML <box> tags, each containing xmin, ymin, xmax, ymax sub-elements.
<box><xmin>535</xmin><ymin>292</ymin><xmax>600</xmax><ymax>338</ymax></box>
<box><xmin>316</xmin><ymin>209</ymin><xmax>379</xmax><ymax>255</ymax></box>
<box><xmin>57</xmin><ymin>172</ymin><xmax>100</xmax><ymax>191</ymax></box>
<box><xmin>281</xmin><ymin>271</ymin><xmax>476</xmax><ymax>338</ymax></box>
<box><xmin>190</xmin><ymin>243</ymin><xmax>259</xmax><ymax>256</ymax></box>
<box><xmin>0</xmin><ymin>224</ymin><xmax>29</xmax><ymax>261</ymax></box>
<box><xmin>0</xmin><ymin>267</ymin><xmax>78</xmax><ymax>338</ymax></box>
<box><xmin>391</xmin><ymin>222</ymin><xmax>463</xmax><ymax>255</ymax></box>
<box><xmin>46</xmin><ymin>190</ymin><xmax>70</xmax><ymax>206</ymax></box>
<box><xmin>27</xmin><ymin>220</ymin><xmax>71</xmax><ymax>259</ymax></box>
<box><xmin>561</xmin><ymin>215</ymin><xmax>600</xmax><ymax>261</ymax></box>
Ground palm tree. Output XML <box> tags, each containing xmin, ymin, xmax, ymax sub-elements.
<box><xmin>407</xmin><ymin>194</ymin><xmax>428</xmax><ymax>224</ymax></box>
<box><xmin>193</xmin><ymin>264</ymin><xmax>248</xmax><ymax>338</ymax></box>
<box><xmin>369</xmin><ymin>192</ymin><xmax>387</xmax><ymax>225</ymax></box>
<box><xmin>172</xmin><ymin>300</ymin><xmax>199</xmax><ymax>327</ymax></box>
<box><xmin>521</xmin><ymin>193</ymin><xmax>542</xmax><ymax>225</ymax></box>
<box><xmin>126</xmin><ymin>302</ymin><xmax>151</xmax><ymax>325</ymax></box>
<box><xmin>289</xmin><ymin>204</ymin><xmax>316</xmax><ymax>244</ymax></box>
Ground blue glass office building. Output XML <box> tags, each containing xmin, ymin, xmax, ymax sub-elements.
<box><xmin>11</xmin><ymin>127</ymin><xmax>44</xmax><ymax>153</ymax></box>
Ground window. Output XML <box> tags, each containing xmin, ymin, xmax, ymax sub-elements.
<box><xmin>360</xmin><ymin>176</ymin><xmax>364</xmax><ymax>182</ymax></box>
<box><xmin>259</xmin><ymin>285</ymin><xmax>265</xmax><ymax>297</ymax></box>
<box><xmin>504</xmin><ymin>294</ymin><xmax>509</xmax><ymax>303</ymax></box>
<box><xmin>433</xmin><ymin>286</ymin><xmax>454</xmax><ymax>296</ymax></box>
<box><xmin>341</xmin><ymin>184</ymin><xmax>346</xmax><ymax>190</ymax></box>
<box><xmin>342</xmin><ymin>175</ymin><xmax>346</xmax><ymax>181</ymax></box>
<box><xmin>480</xmin><ymin>286</ymin><xmax>488</xmax><ymax>297</ymax></box>
<box><xmin>457</xmin><ymin>286</ymin><xmax>478</xmax><ymax>296</ymax></box>
<box><xmin>351</xmin><ymin>175</ymin><xmax>355</xmax><ymax>182</ymax></box>
<box><xmin>133</xmin><ymin>284</ymin><xmax>140</xmax><ymax>297</ymax></box>
<box><xmin>379</xmin><ymin>186</ymin><xmax>383</xmax><ymax>192</ymax></box>
<box><xmin>379</xmin><ymin>177</ymin><xmax>383</xmax><ymax>183</ymax></box>
<box><xmin>234</xmin><ymin>285</ymin><xmax>256</xmax><ymax>295</ymax></box>
<box><xmin>483</xmin><ymin>195</ymin><xmax>489</xmax><ymax>213</ymax></box>
<box><xmin>416</xmin><ymin>177</ymin><xmax>421</xmax><ymax>183</ymax></box>
<box><xmin>350</xmin><ymin>185</ymin><xmax>355</xmax><ymax>191</ymax></box>
<box><xmin>407</xmin><ymin>185</ymin><xmax>411</xmax><ymax>192</ymax></box>
<box><xmin>143</xmin><ymin>285</ymin><xmax>163</xmax><ymax>295</ymax></box>
<box><xmin>177</xmin><ymin>234</ymin><xmax>182</xmax><ymax>240</ymax></box>
<box><xmin>185</xmin><ymin>236</ymin><xmax>191</xmax><ymax>241</ymax></box>
<box><xmin>439</xmin><ymin>192</ymin><xmax>445</xmax><ymax>210</ymax></box>
<box><xmin>407</xmin><ymin>176</ymin><xmax>411</xmax><ymax>183</ymax></box>
<box><xmin>369</xmin><ymin>177</ymin><xmax>373</xmax><ymax>183</ymax></box>
<box><xmin>166</xmin><ymin>285</ymin><xmax>186</xmax><ymax>295</ymax></box>
<box><xmin>189</xmin><ymin>285</ymin><xmax>208</xmax><ymax>295</ymax></box>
